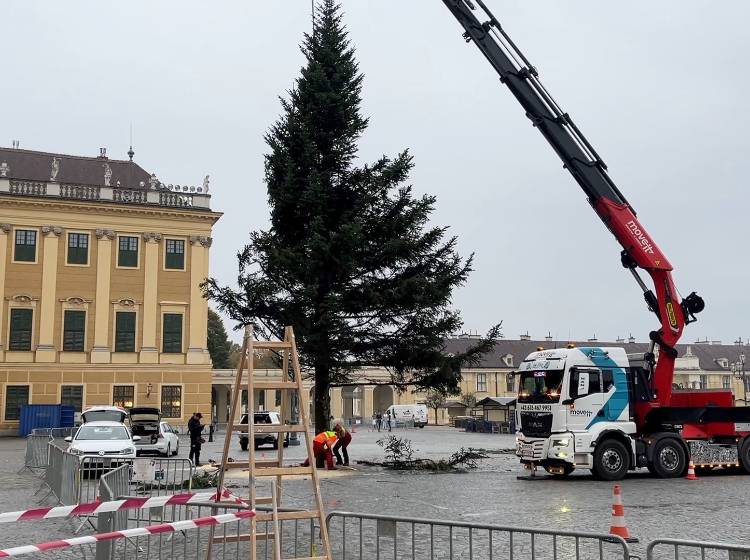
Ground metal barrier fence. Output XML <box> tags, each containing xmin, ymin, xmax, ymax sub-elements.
<box><xmin>647</xmin><ymin>538</ymin><xmax>750</xmax><ymax>560</ymax></box>
<box><xmin>78</xmin><ymin>456</ymin><xmax>194</xmax><ymax>505</ymax></box>
<box><xmin>325</xmin><ymin>511</ymin><xmax>631</xmax><ymax>560</ymax></box>
<box><xmin>19</xmin><ymin>434</ymin><xmax>52</xmax><ymax>474</ymax></box>
<box><xmin>94</xmin><ymin>467</ymin><xmax>322</xmax><ymax>560</ymax></box>
<box><xmin>31</xmin><ymin>426</ymin><xmax>76</xmax><ymax>440</ymax></box>
<box><xmin>38</xmin><ymin>443</ymin><xmax>79</xmax><ymax>505</ymax></box>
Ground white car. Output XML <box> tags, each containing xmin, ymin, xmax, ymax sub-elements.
<box><xmin>81</xmin><ymin>406</ymin><xmax>128</xmax><ymax>424</ymax></box>
<box><xmin>65</xmin><ymin>421</ymin><xmax>140</xmax><ymax>460</ymax></box>
<box><xmin>129</xmin><ymin>407</ymin><xmax>179</xmax><ymax>457</ymax></box>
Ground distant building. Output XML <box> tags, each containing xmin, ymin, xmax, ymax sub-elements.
<box><xmin>0</xmin><ymin>145</ymin><xmax>221</xmax><ymax>434</ymax></box>
<box><xmin>212</xmin><ymin>337</ymin><xmax>750</xmax><ymax>427</ymax></box>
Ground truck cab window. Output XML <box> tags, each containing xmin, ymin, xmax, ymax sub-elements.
<box><xmin>570</xmin><ymin>369</ymin><xmax>601</xmax><ymax>399</ymax></box>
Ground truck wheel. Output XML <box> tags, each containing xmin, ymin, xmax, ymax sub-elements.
<box><xmin>651</xmin><ymin>438</ymin><xmax>687</xmax><ymax>478</ymax></box>
<box><xmin>240</xmin><ymin>440</ymin><xmax>248</xmax><ymax>452</ymax></box>
<box><xmin>739</xmin><ymin>438</ymin><xmax>750</xmax><ymax>474</ymax></box>
<box><xmin>592</xmin><ymin>439</ymin><xmax>629</xmax><ymax>481</ymax></box>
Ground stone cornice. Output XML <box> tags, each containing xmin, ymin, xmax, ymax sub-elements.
<box><xmin>0</xmin><ymin>194</ymin><xmax>222</xmax><ymax>223</ymax></box>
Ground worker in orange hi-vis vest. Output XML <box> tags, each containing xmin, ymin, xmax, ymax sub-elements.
<box><xmin>302</xmin><ymin>430</ymin><xmax>338</xmax><ymax>470</ymax></box>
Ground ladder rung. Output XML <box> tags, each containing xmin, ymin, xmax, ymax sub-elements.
<box><xmin>254</xmin><ymin>510</ymin><xmax>320</xmax><ymax>522</ymax></box>
<box><xmin>252</xmin><ymin>341</ymin><xmax>292</xmax><ymax>349</ymax></box>
<box><xmin>251</xmin><ymin>381</ymin><xmax>298</xmax><ymax>390</ymax></box>
<box><xmin>218</xmin><ymin>460</ymin><xmax>281</xmax><ymax>470</ymax></box>
<box><xmin>213</xmin><ymin>532</ymin><xmax>275</xmax><ymax>544</ymax></box>
<box><xmin>234</xmin><ymin>424</ymin><xmax>307</xmax><ymax>434</ymax></box>
<box><xmin>254</xmin><ymin>466</ymin><xmax>312</xmax><ymax>477</ymax></box>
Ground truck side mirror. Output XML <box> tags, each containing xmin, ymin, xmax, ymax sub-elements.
<box><xmin>561</xmin><ymin>399</ymin><xmax>574</xmax><ymax>405</ymax></box>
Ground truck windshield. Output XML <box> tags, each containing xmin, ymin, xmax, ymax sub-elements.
<box><xmin>518</xmin><ymin>370</ymin><xmax>564</xmax><ymax>403</ymax></box>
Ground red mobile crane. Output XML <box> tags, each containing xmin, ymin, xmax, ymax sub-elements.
<box><xmin>443</xmin><ymin>0</ymin><xmax>750</xmax><ymax>478</ymax></box>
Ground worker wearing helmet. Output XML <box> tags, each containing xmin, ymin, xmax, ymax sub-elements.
<box><xmin>333</xmin><ymin>423</ymin><xmax>352</xmax><ymax>467</ymax></box>
<box><xmin>302</xmin><ymin>430</ymin><xmax>338</xmax><ymax>470</ymax></box>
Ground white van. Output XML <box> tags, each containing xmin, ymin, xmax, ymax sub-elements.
<box><xmin>384</xmin><ymin>404</ymin><xmax>428</xmax><ymax>428</ymax></box>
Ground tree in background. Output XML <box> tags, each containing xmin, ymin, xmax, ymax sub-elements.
<box><xmin>423</xmin><ymin>390</ymin><xmax>447</xmax><ymax>426</ymax></box>
<box><xmin>207</xmin><ymin>309</ymin><xmax>231</xmax><ymax>369</ymax></box>
<box><xmin>203</xmin><ymin>0</ymin><xmax>499</xmax><ymax>431</ymax></box>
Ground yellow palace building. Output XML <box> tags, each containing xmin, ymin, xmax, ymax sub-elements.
<box><xmin>0</xmin><ymin>145</ymin><xmax>221</xmax><ymax>434</ymax></box>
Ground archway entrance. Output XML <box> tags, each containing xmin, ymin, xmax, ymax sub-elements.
<box><xmin>373</xmin><ymin>385</ymin><xmax>394</xmax><ymax>415</ymax></box>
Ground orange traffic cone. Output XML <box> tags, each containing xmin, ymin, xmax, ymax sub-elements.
<box><xmin>686</xmin><ymin>461</ymin><xmax>697</xmax><ymax>480</ymax></box>
<box><xmin>609</xmin><ymin>485</ymin><xmax>638</xmax><ymax>542</ymax></box>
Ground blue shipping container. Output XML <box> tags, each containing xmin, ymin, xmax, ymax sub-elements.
<box><xmin>19</xmin><ymin>404</ymin><xmax>76</xmax><ymax>437</ymax></box>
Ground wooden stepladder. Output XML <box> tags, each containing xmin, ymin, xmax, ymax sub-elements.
<box><xmin>208</xmin><ymin>324</ymin><xmax>332</xmax><ymax>560</ymax></box>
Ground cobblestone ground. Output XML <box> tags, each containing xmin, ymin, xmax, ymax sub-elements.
<box><xmin>3</xmin><ymin>426</ymin><xmax>750</xmax><ymax>558</ymax></box>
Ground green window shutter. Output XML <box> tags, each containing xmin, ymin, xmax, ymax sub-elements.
<box><xmin>61</xmin><ymin>385</ymin><xmax>83</xmax><ymax>412</ymax></box>
<box><xmin>165</xmin><ymin>239</ymin><xmax>185</xmax><ymax>269</ymax></box>
<box><xmin>67</xmin><ymin>233</ymin><xmax>89</xmax><ymax>265</ymax></box>
<box><xmin>118</xmin><ymin>236</ymin><xmax>139</xmax><ymax>267</ymax></box>
<box><xmin>63</xmin><ymin>310</ymin><xmax>86</xmax><ymax>352</ymax></box>
<box><xmin>5</xmin><ymin>386</ymin><xmax>29</xmax><ymax>421</ymax></box>
<box><xmin>9</xmin><ymin>309</ymin><xmax>33</xmax><ymax>351</ymax></box>
<box><xmin>115</xmin><ymin>312</ymin><xmax>136</xmax><ymax>352</ymax></box>
<box><xmin>162</xmin><ymin>313</ymin><xmax>183</xmax><ymax>353</ymax></box>
<box><xmin>14</xmin><ymin>230</ymin><xmax>37</xmax><ymax>262</ymax></box>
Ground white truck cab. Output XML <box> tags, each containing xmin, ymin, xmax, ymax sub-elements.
<box><xmin>515</xmin><ymin>346</ymin><xmax>639</xmax><ymax>479</ymax></box>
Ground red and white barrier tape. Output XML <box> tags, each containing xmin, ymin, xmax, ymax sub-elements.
<box><xmin>0</xmin><ymin>509</ymin><xmax>256</xmax><ymax>558</ymax></box>
<box><xmin>0</xmin><ymin>488</ymin><xmax>246</xmax><ymax>523</ymax></box>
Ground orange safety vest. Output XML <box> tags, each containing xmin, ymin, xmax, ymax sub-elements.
<box><xmin>314</xmin><ymin>431</ymin><xmax>337</xmax><ymax>447</ymax></box>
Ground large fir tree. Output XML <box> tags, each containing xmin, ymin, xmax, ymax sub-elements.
<box><xmin>207</xmin><ymin>309</ymin><xmax>232</xmax><ymax>369</ymax></box>
<box><xmin>204</xmin><ymin>0</ymin><xmax>499</xmax><ymax>431</ymax></box>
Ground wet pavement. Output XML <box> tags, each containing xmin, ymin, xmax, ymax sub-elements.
<box><xmin>2</xmin><ymin>426</ymin><xmax>750</xmax><ymax>557</ymax></box>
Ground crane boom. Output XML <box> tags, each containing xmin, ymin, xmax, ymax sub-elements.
<box><xmin>442</xmin><ymin>0</ymin><xmax>704</xmax><ymax>416</ymax></box>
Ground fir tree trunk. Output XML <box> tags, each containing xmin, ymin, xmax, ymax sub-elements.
<box><xmin>314</xmin><ymin>363</ymin><xmax>331</xmax><ymax>433</ymax></box>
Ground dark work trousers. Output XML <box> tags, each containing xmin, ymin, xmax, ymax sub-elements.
<box><xmin>189</xmin><ymin>441</ymin><xmax>202</xmax><ymax>465</ymax></box>
<box><xmin>333</xmin><ymin>432</ymin><xmax>352</xmax><ymax>465</ymax></box>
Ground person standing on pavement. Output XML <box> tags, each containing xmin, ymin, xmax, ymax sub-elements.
<box><xmin>386</xmin><ymin>409</ymin><xmax>392</xmax><ymax>432</ymax></box>
<box><xmin>376</xmin><ymin>411</ymin><xmax>383</xmax><ymax>432</ymax></box>
<box><xmin>332</xmin><ymin>423</ymin><xmax>352</xmax><ymax>466</ymax></box>
<box><xmin>188</xmin><ymin>412</ymin><xmax>204</xmax><ymax>466</ymax></box>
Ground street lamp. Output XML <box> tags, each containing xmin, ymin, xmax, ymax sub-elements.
<box><xmin>731</xmin><ymin>353</ymin><xmax>748</xmax><ymax>405</ymax></box>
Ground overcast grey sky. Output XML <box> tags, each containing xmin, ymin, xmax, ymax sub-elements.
<box><xmin>4</xmin><ymin>1</ymin><xmax>750</xmax><ymax>344</ymax></box>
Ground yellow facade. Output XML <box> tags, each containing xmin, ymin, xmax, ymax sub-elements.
<box><xmin>0</xmin><ymin>150</ymin><xmax>220</xmax><ymax>434</ymax></box>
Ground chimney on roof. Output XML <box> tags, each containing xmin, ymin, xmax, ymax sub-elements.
<box><xmin>735</xmin><ymin>337</ymin><xmax>744</xmax><ymax>346</ymax></box>
<box><xmin>712</xmin><ymin>340</ymin><xmax>721</xmax><ymax>345</ymax></box>
<box><xmin>587</xmin><ymin>334</ymin><xmax>597</xmax><ymax>342</ymax></box>
<box><xmin>519</xmin><ymin>332</ymin><xmax>531</xmax><ymax>341</ymax></box>
<box><xmin>99</xmin><ymin>147</ymin><xmax>107</xmax><ymax>159</ymax></box>
<box><xmin>11</xmin><ymin>140</ymin><xmax>19</xmax><ymax>149</ymax></box>
<box><xmin>616</xmin><ymin>336</ymin><xmax>625</xmax><ymax>343</ymax></box>
<box><xmin>628</xmin><ymin>334</ymin><xmax>636</xmax><ymax>344</ymax></box>
<box><xmin>545</xmin><ymin>332</ymin><xmax>553</xmax><ymax>342</ymax></box>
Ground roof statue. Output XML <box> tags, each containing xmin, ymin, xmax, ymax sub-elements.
<box><xmin>203</xmin><ymin>174</ymin><xmax>210</xmax><ymax>193</ymax></box>
<box><xmin>103</xmin><ymin>163</ymin><xmax>112</xmax><ymax>187</ymax></box>
<box><xmin>50</xmin><ymin>157</ymin><xmax>60</xmax><ymax>181</ymax></box>
<box><xmin>0</xmin><ymin>162</ymin><xmax>8</xmax><ymax>177</ymax></box>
